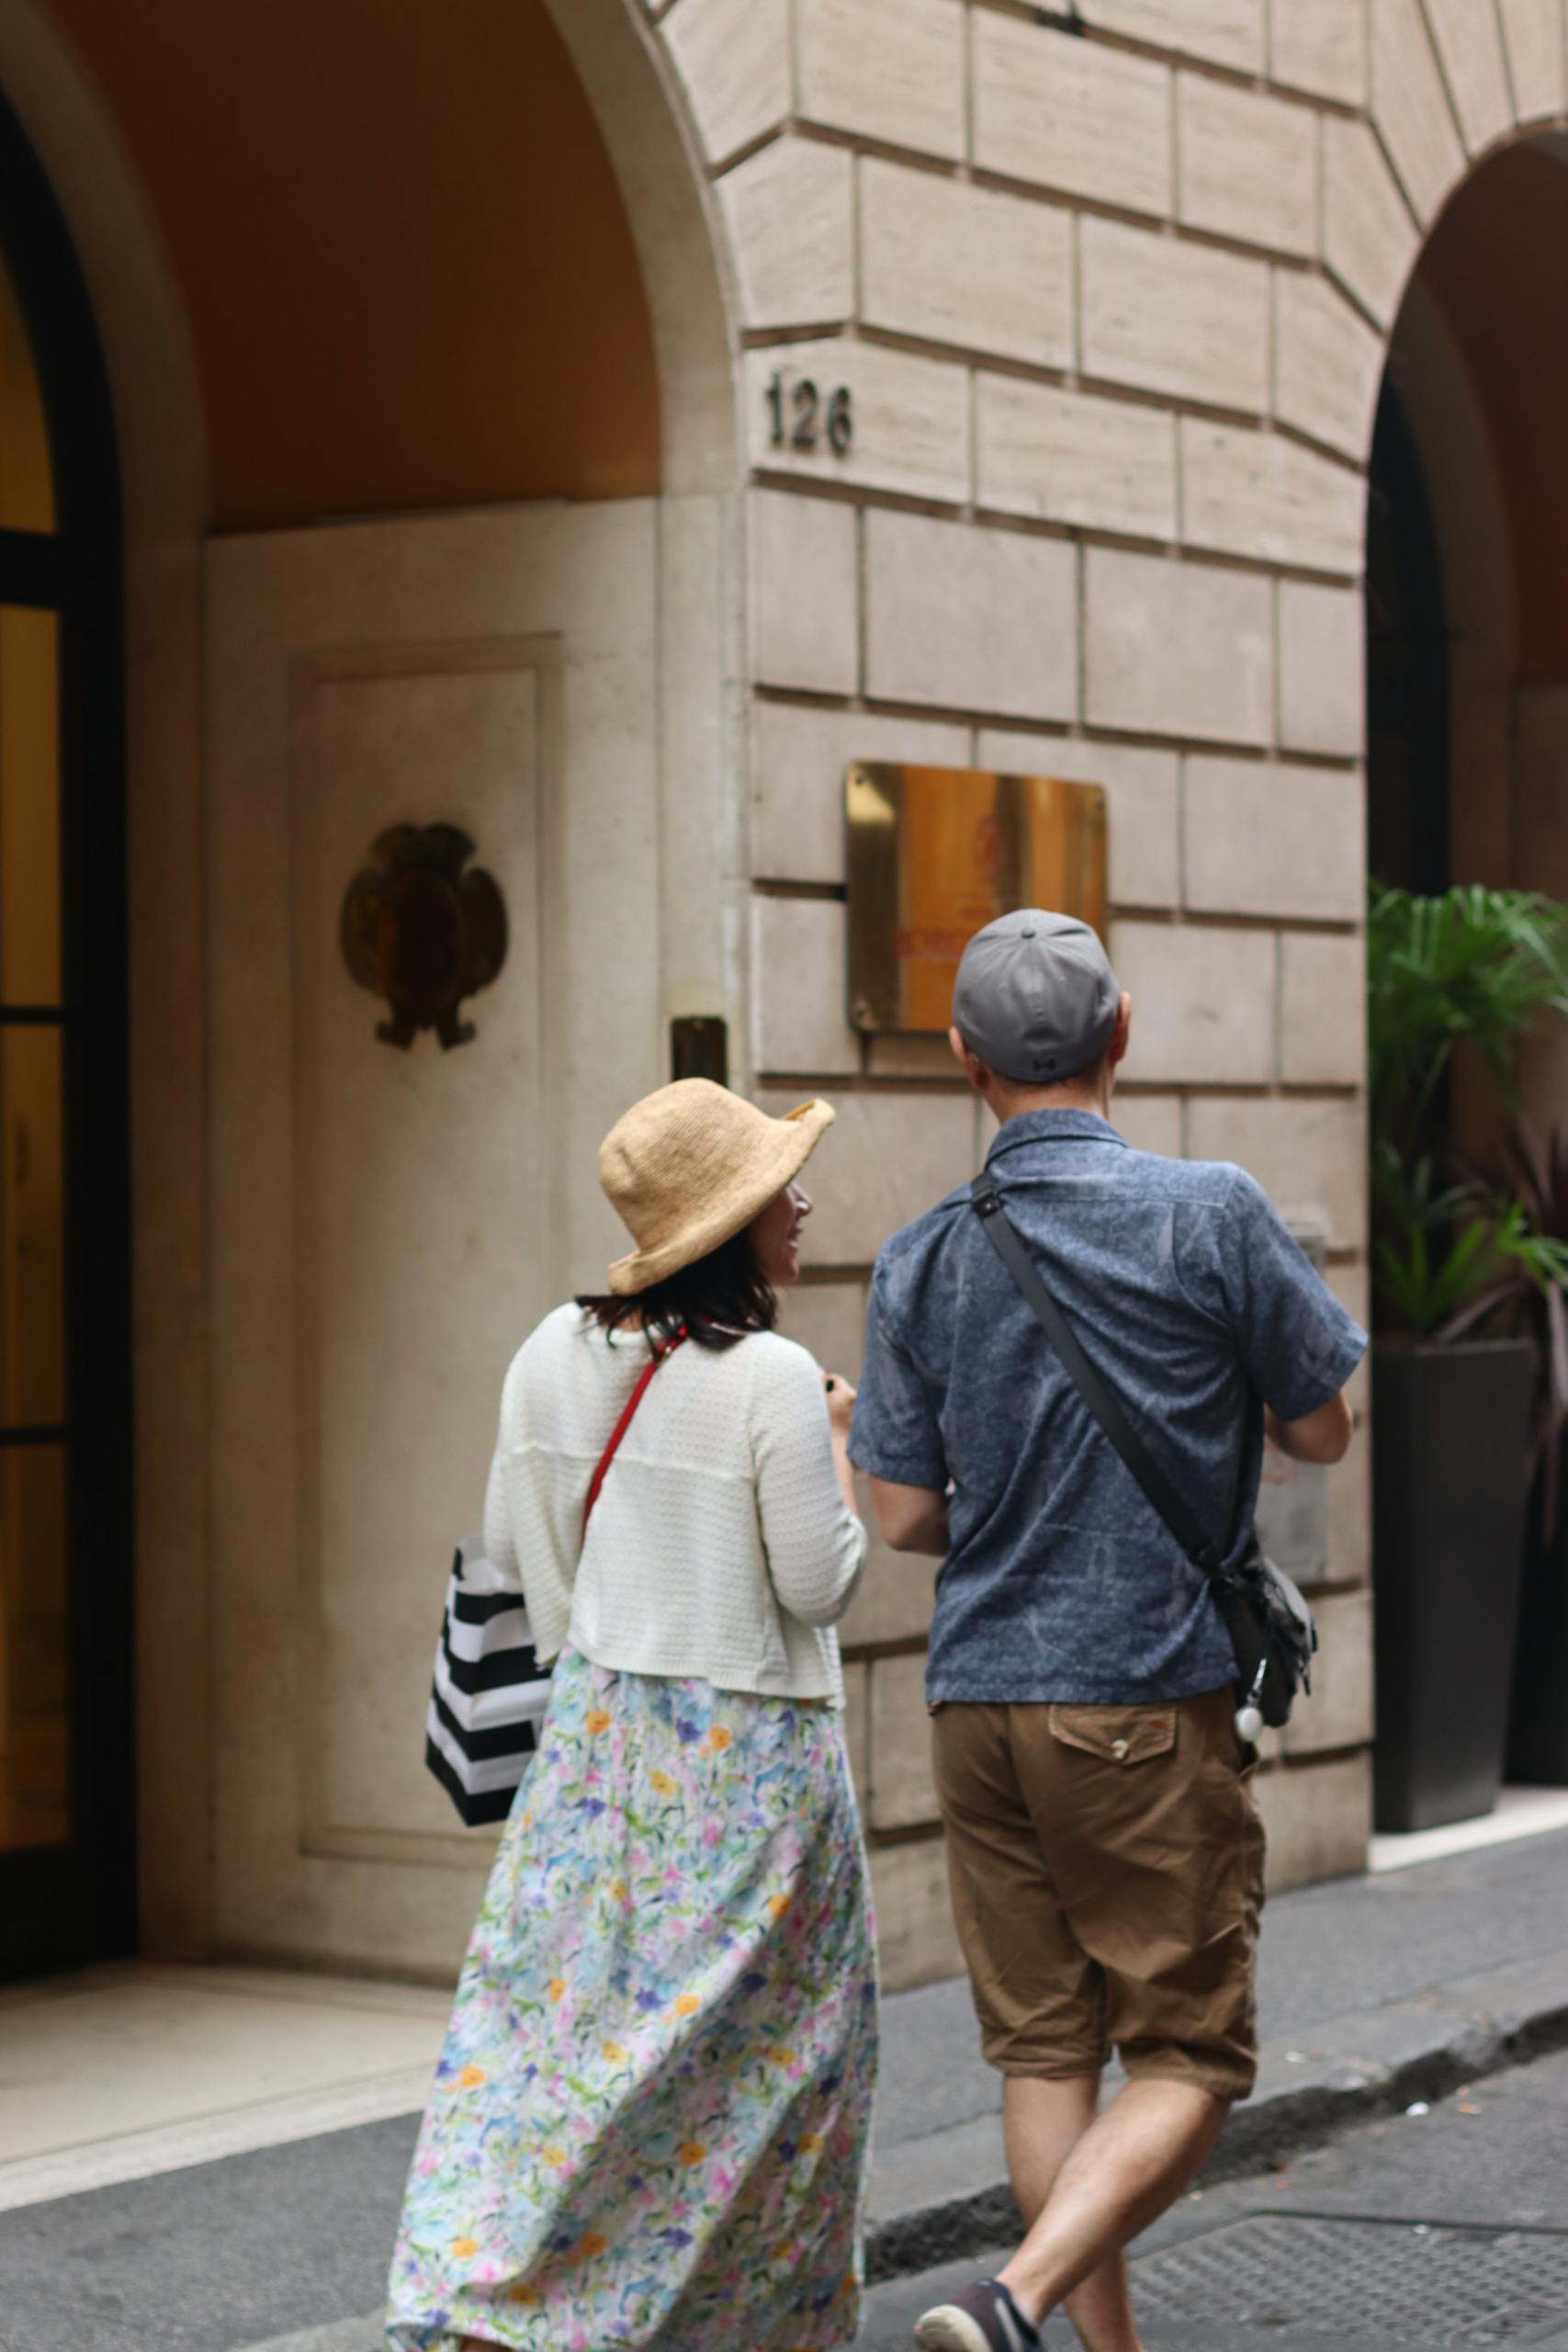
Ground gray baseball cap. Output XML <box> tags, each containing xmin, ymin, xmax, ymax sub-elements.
<box><xmin>952</xmin><ymin>910</ymin><xmax>1120</xmax><ymax>1085</ymax></box>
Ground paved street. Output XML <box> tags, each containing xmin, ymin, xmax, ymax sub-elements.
<box><xmin>862</xmin><ymin>2050</ymin><xmax>1568</xmax><ymax>2350</ymax></box>
<box><xmin>2</xmin><ymin>1828</ymin><xmax>1564</xmax><ymax>2352</ymax></box>
<box><xmin>3</xmin><ymin>2049</ymin><xmax>1564</xmax><ymax>2350</ymax></box>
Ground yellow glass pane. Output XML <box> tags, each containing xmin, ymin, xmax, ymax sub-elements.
<box><xmin>0</xmin><ymin>251</ymin><xmax>53</xmax><ymax>533</ymax></box>
<box><xmin>0</xmin><ymin>1024</ymin><xmax>64</xmax><ymax>1425</ymax></box>
<box><xmin>0</xmin><ymin>607</ymin><xmax>61</xmax><ymax>1005</ymax></box>
<box><xmin>0</xmin><ymin>1443</ymin><xmax>70</xmax><ymax>1849</ymax></box>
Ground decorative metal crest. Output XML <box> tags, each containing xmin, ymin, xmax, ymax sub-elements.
<box><xmin>340</xmin><ymin>822</ymin><xmax>507</xmax><ymax>1049</ymax></box>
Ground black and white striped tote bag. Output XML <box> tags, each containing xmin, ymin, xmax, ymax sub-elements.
<box><xmin>424</xmin><ymin>1535</ymin><xmax>552</xmax><ymax>1826</ymax></box>
<box><xmin>425</xmin><ymin>1329</ymin><xmax>687</xmax><ymax>1826</ymax></box>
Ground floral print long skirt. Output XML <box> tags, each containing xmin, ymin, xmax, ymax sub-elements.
<box><xmin>386</xmin><ymin>1646</ymin><xmax>878</xmax><ymax>2352</ymax></box>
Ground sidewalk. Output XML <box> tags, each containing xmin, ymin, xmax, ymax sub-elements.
<box><xmin>0</xmin><ymin>1826</ymin><xmax>1565</xmax><ymax>2349</ymax></box>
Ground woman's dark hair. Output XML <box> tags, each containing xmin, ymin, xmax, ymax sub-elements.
<box><xmin>578</xmin><ymin>1224</ymin><xmax>777</xmax><ymax>1353</ymax></box>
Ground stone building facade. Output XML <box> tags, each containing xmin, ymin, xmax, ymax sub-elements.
<box><xmin>4</xmin><ymin>0</ymin><xmax>1565</xmax><ymax>1990</ymax></box>
<box><xmin>637</xmin><ymin>0</ymin><xmax>1568</xmax><ymax>1985</ymax></box>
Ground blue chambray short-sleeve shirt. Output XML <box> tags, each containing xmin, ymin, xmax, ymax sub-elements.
<box><xmin>849</xmin><ymin>1109</ymin><xmax>1368</xmax><ymax>1704</ymax></box>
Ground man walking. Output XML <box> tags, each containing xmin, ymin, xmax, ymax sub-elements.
<box><xmin>849</xmin><ymin>910</ymin><xmax>1365</xmax><ymax>2352</ymax></box>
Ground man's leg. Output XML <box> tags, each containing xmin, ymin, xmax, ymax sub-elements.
<box><xmin>931</xmin><ymin>1703</ymin><xmax>1135</xmax><ymax>2344</ymax></box>
<box><xmin>918</xmin><ymin>1695</ymin><xmax>1261</xmax><ymax>2350</ymax></box>
<box><xmin>1003</xmin><ymin>2075</ymin><xmax>1142</xmax><ymax>2352</ymax></box>
<box><xmin>987</xmin><ymin>1692</ymin><xmax>1258</xmax><ymax>2335</ymax></box>
<box><xmin>998</xmin><ymin>2076</ymin><xmax>1228</xmax><ymax>2328</ymax></box>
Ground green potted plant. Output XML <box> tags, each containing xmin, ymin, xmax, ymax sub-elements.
<box><xmin>1368</xmin><ymin>885</ymin><xmax>1568</xmax><ymax>1833</ymax></box>
<box><xmin>1463</xmin><ymin>1120</ymin><xmax>1568</xmax><ymax>1786</ymax></box>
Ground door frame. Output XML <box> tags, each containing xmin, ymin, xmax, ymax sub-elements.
<box><xmin>1366</xmin><ymin>376</ymin><xmax>1452</xmax><ymax>899</ymax></box>
<box><xmin>0</xmin><ymin>78</ymin><xmax>131</xmax><ymax>1979</ymax></box>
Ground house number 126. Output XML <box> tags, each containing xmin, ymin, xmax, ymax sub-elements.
<box><xmin>765</xmin><ymin>370</ymin><xmax>853</xmax><ymax>457</ymax></box>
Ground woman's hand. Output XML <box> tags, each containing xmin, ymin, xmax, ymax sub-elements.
<box><xmin>821</xmin><ymin>1371</ymin><xmax>857</xmax><ymax>1436</ymax></box>
<box><xmin>821</xmin><ymin>1373</ymin><xmax>860</xmax><ymax>1519</ymax></box>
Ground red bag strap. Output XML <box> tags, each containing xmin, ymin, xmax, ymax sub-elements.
<box><xmin>582</xmin><ymin>1328</ymin><xmax>687</xmax><ymax>1531</ymax></box>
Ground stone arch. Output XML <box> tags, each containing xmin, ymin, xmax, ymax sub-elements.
<box><xmin>0</xmin><ymin>1</ymin><xmax>208</xmax><ymax>541</ymax></box>
<box><xmin>1355</xmin><ymin>0</ymin><xmax>1568</xmax><ymax>858</ymax></box>
<box><xmin>0</xmin><ymin>0</ymin><xmax>749</xmax><ymax>521</ymax></box>
<box><xmin>542</xmin><ymin>0</ymin><xmax>739</xmax><ymax>496</ymax></box>
<box><xmin>1301</xmin><ymin>28</ymin><xmax>1546</xmax><ymax>554</ymax></box>
<box><xmin>1346</xmin><ymin>6</ymin><xmax>1568</xmax><ymax>1824</ymax></box>
<box><xmin>1412</xmin><ymin>181</ymin><xmax>1568</xmax><ymax>1026</ymax></box>
<box><xmin>1329</xmin><ymin>2</ymin><xmax>1567</xmax><ymax>423</ymax></box>
<box><xmin>33</xmin><ymin>0</ymin><xmax>739</xmax><ymax>524</ymax></box>
<box><xmin>1293</xmin><ymin>0</ymin><xmax>1568</xmax><ymax>927</ymax></box>
<box><xmin>0</xmin><ymin>0</ymin><xmax>743</xmax><ymax>1960</ymax></box>
<box><xmin>1356</xmin><ymin>6</ymin><xmax>1568</xmax><ymax>1148</ymax></box>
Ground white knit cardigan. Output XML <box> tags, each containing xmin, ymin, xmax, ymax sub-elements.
<box><xmin>482</xmin><ymin>1304</ymin><xmax>867</xmax><ymax>1705</ymax></box>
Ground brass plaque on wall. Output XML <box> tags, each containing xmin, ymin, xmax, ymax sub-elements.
<box><xmin>846</xmin><ymin>762</ymin><xmax>1108</xmax><ymax>1033</ymax></box>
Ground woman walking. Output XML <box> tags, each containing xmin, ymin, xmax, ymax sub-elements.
<box><xmin>388</xmin><ymin>1080</ymin><xmax>876</xmax><ymax>2352</ymax></box>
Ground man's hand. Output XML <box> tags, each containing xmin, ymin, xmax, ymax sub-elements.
<box><xmin>867</xmin><ymin>1476</ymin><xmax>950</xmax><ymax>1557</ymax></box>
<box><xmin>1266</xmin><ymin>1390</ymin><xmax>1355</xmax><ymax>1464</ymax></box>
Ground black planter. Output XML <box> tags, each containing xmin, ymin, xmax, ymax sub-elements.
<box><xmin>1507</xmin><ymin>1430</ymin><xmax>1568</xmax><ymax>1783</ymax></box>
<box><xmin>1372</xmin><ymin>1338</ymin><xmax>1535</xmax><ymax>1833</ymax></box>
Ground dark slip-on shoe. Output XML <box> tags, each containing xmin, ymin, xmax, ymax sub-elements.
<box><xmin>914</xmin><ymin>2278</ymin><xmax>1043</xmax><ymax>2352</ymax></box>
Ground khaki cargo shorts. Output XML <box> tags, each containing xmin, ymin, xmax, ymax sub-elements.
<box><xmin>931</xmin><ymin>1687</ymin><xmax>1266</xmax><ymax>2103</ymax></box>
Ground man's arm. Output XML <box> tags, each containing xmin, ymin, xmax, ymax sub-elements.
<box><xmin>1266</xmin><ymin>1390</ymin><xmax>1354</xmax><ymax>1464</ymax></box>
<box><xmin>868</xmin><ymin>1476</ymin><xmax>950</xmax><ymax>1556</ymax></box>
<box><xmin>850</xmin><ymin>1261</ymin><xmax>950</xmax><ymax>1549</ymax></box>
<box><xmin>1213</xmin><ymin>1170</ymin><xmax>1367</xmax><ymax>1470</ymax></box>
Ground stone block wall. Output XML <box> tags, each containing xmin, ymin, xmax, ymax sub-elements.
<box><xmin>637</xmin><ymin>0</ymin><xmax>1568</xmax><ymax>1985</ymax></box>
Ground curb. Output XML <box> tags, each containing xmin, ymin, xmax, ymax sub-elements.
<box><xmin>863</xmin><ymin>1947</ymin><xmax>1568</xmax><ymax>2283</ymax></box>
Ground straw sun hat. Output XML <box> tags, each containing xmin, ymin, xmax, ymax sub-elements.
<box><xmin>598</xmin><ymin>1079</ymin><xmax>834</xmax><ymax>1296</ymax></box>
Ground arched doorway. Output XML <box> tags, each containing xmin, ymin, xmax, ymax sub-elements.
<box><xmin>1366</xmin><ymin>130</ymin><xmax>1568</xmax><ymax>1815</ymax></box>
<box><xmin>1</xmin><ymin>0</ymin><xmax>734</xmax><ymax>1978</ymax></box>
<box><xmin>1369</xmin><ymin>131</ymin><xmax>1568</xmax><ymax>1131</ymax></box>
<box><xmin>0</xmin><ymin>85</ymin><xmax>130</xmax><ymax>1976</ymax></box>
<box><xmin>0</xmin><ymin>0</ymin><xmax>738</xmax><ymax>1979</ymax></box>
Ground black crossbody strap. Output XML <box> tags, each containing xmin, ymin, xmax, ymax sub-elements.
<box><xmin>970</xmin><ymin>1170</ymin><xmax>1223</xmax><ymax>1580</ymax></box>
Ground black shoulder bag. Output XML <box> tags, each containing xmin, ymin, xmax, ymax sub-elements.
<box><xmin>970</xmin><ymin>1169</ymin><xmax>1315</xmax><ymax>1736</ymax></box>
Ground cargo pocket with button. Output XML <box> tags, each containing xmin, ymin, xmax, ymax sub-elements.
<box><xmin>1046</xmin><ymin>1705</ymin><xmax>1178</xmax><ymax>1768</ymax></box>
